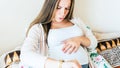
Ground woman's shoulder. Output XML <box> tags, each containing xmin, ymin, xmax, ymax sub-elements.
<box><xmin>27</xmin><ymin>23</ymin><xmax>43</xmax><ymax>37</ymax></box>
<box><xmin>70</xmin><ymin>17</ymin><xmax>85</xmax><ymax>25</ymax></box>
<box><xmin>30</xmin><ymin>23</ymin><xmax>41</xmax><ymax>28</ymax></box>
<box><xmin>30</xmin><ymin>24</ymin><xmax>42</xmax><ymax>30</ymax></box>
<box><xmin>29</xmin><ymin>24</ymin><xmax>43</xmax><ymax>34</ymax></box>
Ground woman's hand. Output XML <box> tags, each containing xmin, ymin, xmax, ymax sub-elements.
<box><xmin>62</xmin><ymin>36</ymin><xmax>82</xmax><ymax>54</ymax></box>
<box><xmin>62</xmin><ymin>60</ymin><xmax>82</xmax><ymax>68</ymax></box>
<box><xmin>62</xmin><ymin>36</ymin><xmax>90</xmax><ymax>54</ymax></box>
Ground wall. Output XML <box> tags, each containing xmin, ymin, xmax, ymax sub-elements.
<box><xmin>0</xmin><ymin>0</ymin><xmax>45</xmax><ymax>55</ymax></box>
<box><xmin>0</xmin><ymin>0</ymin><xmax>120</xmax><ymax>56</ymax></box>
<box><xmin>74</xmin><ymin>0</ymin><xmax>120</xmax><ymax>32</ymax></box>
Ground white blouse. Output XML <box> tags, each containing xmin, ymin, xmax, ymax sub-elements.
<box><xmin>47</xmin><ymin>24</ymin><xmax>88</xmax><ymax>65</ymax></box>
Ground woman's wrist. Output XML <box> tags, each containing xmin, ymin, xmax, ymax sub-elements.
<box><xmin>62</xmin><ymin>61</ymin><xmax>74</xmax><ymax>68</ymax></box>
<box><xmin>80</xmin><ymin>36</ymin><xmax>91</xmax><ymax>47</ymax></box>
<box><xmin>59</xmin><ymin>60</ymin><xmax>64</xmax><ymax>68</ymax></box>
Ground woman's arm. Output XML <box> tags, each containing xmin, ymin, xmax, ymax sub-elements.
<box><xmin>62</xmin><ymin>18</ymin><xmax>98</xmax><ymax>54</ymax></box>
<box><xmin>20</xmin><ymin>24</ymin><xmax>47</xmax><ymax>68</ymax></box>
<box><xmin>76</xmin><ymin>18</ymin><xmax>98</xmax><ymax>51</ymax></box>
<box><xmin>78</xmin><ymin>36</ymin><xmax>91</xmax><ymax>47</ymax></box>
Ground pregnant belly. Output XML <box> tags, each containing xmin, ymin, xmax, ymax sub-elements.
<box><xmin>48</xmin><ymin>45</ymin><xmax>88</xmax><ymax>64</ymax></box>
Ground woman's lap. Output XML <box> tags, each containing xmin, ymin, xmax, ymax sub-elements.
<box><xmin>82</xmin><ymin>64</ymin><xmax>89</xmax><ymax>68</ymax></box>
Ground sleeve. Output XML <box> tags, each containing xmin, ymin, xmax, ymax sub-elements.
<box><xmin>20</xmin><ymin>24</ymin><xmax>47</xmax><ymax>68</ymax></box>
<box><xmin>74</xmin><ymin>18</ymin><xmax>98</xmax><ymax>51</ymax></box>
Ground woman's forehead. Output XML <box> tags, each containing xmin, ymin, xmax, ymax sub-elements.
<box><xmin>58</xmin><ymin>0</ymin><xmax>71</xmax><ymax>7</ymax></box>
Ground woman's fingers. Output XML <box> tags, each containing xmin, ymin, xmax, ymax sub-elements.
<box><xmin>72</xmin><ymin>46</ymin><xmax>78</xmax><ymax>53</ymax></box>
<box><xmin>62</xmin><ymin>44</ymin><xmax>78</xmax><ymax>54</ymax></box>
<box><xmin>68</xmin><ymin>46</ymin><xmax>75</xmax><ymax>54</ymax></box>
<box><xmin>62</xmin><ymin>44</ymin><xmax>72</xmax><ymax>53</ymax></box>
<box><xmin>62</xmin><ymin>38</ymin><xmax>80</xmax><ymax>54</ymax></box>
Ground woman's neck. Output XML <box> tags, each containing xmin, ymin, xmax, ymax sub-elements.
<box><xmin>51</xmin><ymin>19</ymin><xmax>73</xmax><ymax>29</ymax></box>
<box><xmin>52</xmin><ymin>19</ymin><xmax>68</xmax><ymax>24</ymax></box>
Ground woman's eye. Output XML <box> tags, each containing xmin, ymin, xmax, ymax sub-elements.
<box><xmin>65</xmin><ymin>8</ymin><xmax>70</xmax><ymax>10</ymax></box>
<box><xmin>57</xmin><ymin>6</ymin><xmax>61</xmax><ymax>9</ymax></box>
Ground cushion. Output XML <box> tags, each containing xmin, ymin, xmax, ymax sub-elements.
<box><xmin>96</xmin><ymin>37</ymin><xmax>120</xmax><ymax>53</ymax></box>
<box><xmin>96</xmin><ymin>37</ymin><xmax>120</xmax><ymax>67</ymax></box>
<box><xmin>4</xmin><ymin>50</ymin><xmax>20</xmax><ymax>68</ymax></box>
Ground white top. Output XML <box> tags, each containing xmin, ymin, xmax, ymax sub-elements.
<box><xmin>48</xmin><ymin>24</ymin><xmax>88</xmax><ymax>65</ymax></box>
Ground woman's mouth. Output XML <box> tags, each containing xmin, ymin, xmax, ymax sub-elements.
<box><xmin>59</xmin><ymin>17</ymin><xmax>64</xmax><ymax>20</ymax></box>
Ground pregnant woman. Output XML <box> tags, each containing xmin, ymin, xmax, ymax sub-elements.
<box><xmin>19</xmin><ymin>0</ymin><xmax>97</xmax><ymax>68</ymax></box>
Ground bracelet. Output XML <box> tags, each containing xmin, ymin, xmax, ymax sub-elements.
<box><xmin>44</xmin><ymin>58</ymin><xmax>48</xmax><ymax>68</ymax></box>
<box><xmin>59</xmin><ymin>60</ymin><xmax>64</xmax><ymax>68</ymax></box>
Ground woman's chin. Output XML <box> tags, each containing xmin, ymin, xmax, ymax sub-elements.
<box><xmin>56</xmin><ymin>20</ymin><xmax>63</xmax><ymax>23</ymax></box>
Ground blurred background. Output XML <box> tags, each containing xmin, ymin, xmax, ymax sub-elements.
<box><xmin>0</xmin><ymin>0</ymin><xmax>120</xmax><ymax>56</ymax></box>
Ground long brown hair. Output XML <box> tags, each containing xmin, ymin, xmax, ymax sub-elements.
<box><xmin>26</xmin><ymin>0</ymin><xmax>75</xmax><ymax>36</ymax></box>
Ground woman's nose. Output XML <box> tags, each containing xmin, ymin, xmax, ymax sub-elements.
<box><xmin>60</xmin><ymin>8</ymin><xmax>66</xmax><ymax>16</ymax></box>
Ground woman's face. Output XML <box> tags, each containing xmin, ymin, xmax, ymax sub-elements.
<box><xmin>54</xmin><ymin>0</ymin><xmax>71</xmax><ymax>23</ymax></box>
